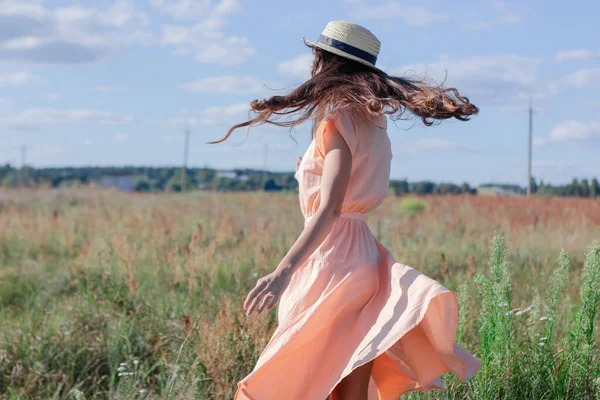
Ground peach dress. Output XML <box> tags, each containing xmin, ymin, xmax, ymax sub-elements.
<box><xmin>235</xmin><ymin>108</ymin><xmax>481</xmax><ymax>400</ymax></box>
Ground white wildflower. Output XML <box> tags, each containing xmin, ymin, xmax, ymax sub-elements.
<box><xmin>515</xmin><ymin>304</ymin><xmax>536</xmax><ymax>316</ymax></box>
<box><xmin>117</xmin><ymin>366</ymin><xmax>127</xmax><ymax>372</ymax></box>
<box><xmin>133</xmin><ymin>360</ymin><xmax>139</xmax><ymax>366</ymax></box>
<box><xmin>539</xmin><ymin>337</ymin><xmax>548</xmax><ymax>341</ymax></box>
<box><xmin>539</xmin><ymin>342</ymin><xmax>545</xmax><ymax>347</ymax></box>
<box><xmin>498</xmin><ymin>302</ymin><xmax>507</xmax><ymax>307</ymax></box>
<box><xmin>140</xmin><ymin>389</ymin><xmax>147</xmax><ymax>394</ymax></box>
<box><xmin>535</xmin><ymin>333</ymin><xmax>541</xmax><ymax>337</ymax></box>
<box><xmin>539</xmin><ymin>316</ymin><xmax>549</xmax><ymax>321</ymax></box>
<box><xmin>119</xmin><ymin>362</ymin><xmax>128</xmax><ymax>366</ymax></box>
<box><xmin>252</xmin><ymin>271</ymin><xmax>259</xmax><ymax>278</ymax></box>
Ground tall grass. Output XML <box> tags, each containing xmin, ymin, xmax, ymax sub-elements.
<box><xmin>0</xmin><ymin>189</ymin><xmax>599</xmax><ymax>399</ymax></box>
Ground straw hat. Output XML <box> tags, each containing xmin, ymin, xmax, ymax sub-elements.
<box><xmin>302</xmin><ymin>21</ymin><xmax>381</xmax><ymax>71</ymax></box>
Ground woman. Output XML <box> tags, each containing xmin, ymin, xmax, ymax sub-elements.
<box><xmin>209</xmin><ymin>21</ymin><xmax>481</xmax><ymax>400</ymax></box>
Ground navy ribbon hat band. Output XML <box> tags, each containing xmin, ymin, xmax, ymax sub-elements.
<box><xmin>317</xmin><ymin>35</ymin><xmax>377</xmax><ymax>65</ymax></box>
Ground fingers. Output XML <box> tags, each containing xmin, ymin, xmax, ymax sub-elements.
<box><xmin>243</xmin><ymin>279</ymin><xmax>266</xmax><ymax>310</ymax></box>
<box><xmin>265</xmin><ymin>293</ymin><xmax>279</xmax><ymax>312</ymax></box>
<box><xmin>257</xmin><ymin>292</ymin><xmax>277</xmax><ymax>314</ymax></box>
<box><xmin>246</xmin><ymin>289</ymin><xmax>279</xmax><ymax>316</ymax></box>
<box><xmin>246</xmin><ymin>285</ymin><xmax>269</xmax><ymax>316</ymax></box>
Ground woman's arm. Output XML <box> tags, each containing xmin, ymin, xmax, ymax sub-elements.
<box><xmin>244</xmin><ymin>121</ymin><xmax>353</xmax><ymax>316</ymax></box>
<box><xmin>276</xmin><ymin>124</ymin><xmax>352</xmax><ymax>276</ymax></box>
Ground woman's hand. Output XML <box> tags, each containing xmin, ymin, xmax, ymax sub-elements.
<box><xmin>244</xmin><ymin>269</ymin><xmax>292</xmax><ymax>316</ymax></box>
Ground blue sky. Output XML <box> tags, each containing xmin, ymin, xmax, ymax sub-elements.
<box><xmin>0</xmin><ymin>0</ymin><xmax>599</xmax><ymax>185</ymax></box>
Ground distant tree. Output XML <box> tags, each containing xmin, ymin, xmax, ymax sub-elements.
<box><xmin>591</xmin><ymin>178</ymin><xmax>599</xmax><ymax>198</ymax></box>
<box><xmin>391</xmin><ymin>180</ymin><xmax>409</xmax><ymax>196</ymax></box>
<box><xmin>263</xmin><ymin>178</ymin><xmax>282</xmax><ymax>191</ymax></box>
<box><xmin>580</xmin><ymin>178</ymin><xmax>590</xmax><ymax>197</ymax></box>
<box><xmin>166</xmin><ymin>176</ymin><xmax>182</xmax><ymax>192</ymax></box>
<box><xmin>460</xmin><ymin>183</ymin><xmax>477</xmax><ymax>195</ymax></box>
<box><xmin>135</xmin><ymin>178</ymin><xmax>152</xmax><ymax>192</ymax></box>
<box><xmin>2</xmin><ymin>171</ymin><xmax>18</xmax><ymax>187</ymax></box>
<box><xmin>530</xmin><ymin>177</ymin><xmax>538</xmax><ymax>194</ymax></box>
<box><xmin>569</xmin><ymin>179</ymin><xmax>581</xmax><ymax>196</ymax></box>
<box><xmin>413</xmin><ymin>181</ymin><xmax>435</xmax><ymax>195</ymax></box>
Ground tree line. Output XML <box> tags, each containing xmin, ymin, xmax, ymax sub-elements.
<box><xmin>0</xmin><ymin>164</ymin><xmax>598</xmax><ymax>198</ymax></box>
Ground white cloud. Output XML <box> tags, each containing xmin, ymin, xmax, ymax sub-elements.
<box><xmin>179</xmin><ymin>76</ymin><xmax>268</xmax><ymax>94</ymax></box>
<box><xmin>545</xmin><ymin>68</ymin><xmax>600</xmax><ymax>96</ymax></box>
<box><xmin>548</xmin><ymin>121</ymin><xmax>600</xmax><ymax>144</ymax></box>
<box><xmin>167</xmin><ymin>103</ymin><xmax>250</xmax><ymax>127</ymax></box>
<box><xmin>159</xmin><ymin>24</ymin><xmax>254</xmax><ymax>65</ymax></box>
<box><xmin>154</xmin><ymin>0</ymin><xmax>252</xmax><ymax>65</ymax></box>
<box><xmin>389</xmin><ymin>54</ymin><xmax>542</xmax><ymax>107</ymax></box>
<box><xmin>0</xmin><ymin>0</ymin><xmax>149</xmax><ymax>64</ymax></box>
<box><xmin>0</xmin><ymin>71</ymin><xmax>39</xmax><ymax>86</ymax></box>
<box><xmin>0</xmin><ymin>108</ymin><xmax>134</xmax><ymax>130</ymax></box>
<box><xmin>462</xmin><ymin>1</ymin><xmax>521</xmax><ymax>31</ymax></box>
<box><xmin>277</xmin><ymin>54</ymin><xmax>313</xmax><ymax>80</ymax></box>
<box><xmin>414</xmin><ymin>138</ymin><xmax>476</xmax><ymax>153</ymax></box>
<box><xmin>490</xmin><ymin>1</ymin><xmax>521</xmax><ymax>24</ymax></box>
<box><xmin>554</xmin><ymin>49</ymin><xmax>593</xmax><ymax>62</ymax></box>
<box><xmin>463</xmin><ymin>21</ymin><xmax>493</xmax><ymax>31</ymax></box>
<box><xmin>45</xmin><ymin>92</ymin><xmax>61</xmax><ymax>102</ymax></box>
<box><xmin>150</xmin><ymin>0</ymin><xmax>241</xmax><ymax>20</ymax></box>
<box><xmin>349</xmin><ymin>1</ymin><xmax>447</xmax><ymax>26</ymax></box>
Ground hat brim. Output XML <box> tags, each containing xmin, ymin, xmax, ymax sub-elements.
<box><xmin>302</xmin><ymin>37</ymin><xmax>382</xmax><ymax>73</ymax></box>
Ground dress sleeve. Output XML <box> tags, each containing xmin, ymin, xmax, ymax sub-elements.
<box><xmin>314</xmin><ymin>108</ymin><xmax>358</xmax><ymax>159</ymax></box>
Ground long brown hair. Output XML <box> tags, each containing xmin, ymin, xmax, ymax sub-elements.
<box><xmin>208</xmin><ymin>45</ymin><xmax>478</xmax><ymax>144</ymax></box>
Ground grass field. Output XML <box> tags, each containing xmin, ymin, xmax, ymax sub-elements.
<box><xmin>1</xmin><ymin>189</ymin><xmax>599</xmax><ymax>399</ymax></box>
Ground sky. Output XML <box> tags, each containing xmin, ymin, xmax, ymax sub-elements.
<box><xmin>0</xmin><ymin>0</ymin><xmax>599</xmax><ymax>186</ymax></box>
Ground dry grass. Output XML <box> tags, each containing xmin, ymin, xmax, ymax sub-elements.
<box><xmin>0</xmin><ymin>188</ymin><xmax>599</xmax><ymax>399</ymax></box>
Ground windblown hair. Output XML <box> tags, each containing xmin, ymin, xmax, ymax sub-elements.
<box><xmin>208</xmin><ymin>45</ymin><xmax>478</xmax><ymax>144</ymax></box>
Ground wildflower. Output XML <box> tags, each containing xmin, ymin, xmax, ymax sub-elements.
<box><xmin>535</xmin><ymin>333</ymin><xmax>541</xmax><ymax>337</ymax></box>
<box><xmin>538</xmin><ymin>343</ymin><xmax>545</xmax><ymax>347</ymax></box>
<box><xmin>506</xmin><ymin>308</ymin><xmax>520</xmax><ymax>316</ymax></box>
<box><xmin>133</xmin><ymin>360</ymin><xmax>139</xmax><ymax>366</ymax></box>
<box><xmin>117</xmin><ymin>366</ymin><xmax>127</xmax><ymax>372</ymax></box>
<box><xmin>140</xmin><ymin>389</ymin><xmax>147</xmax><ymax>394</ymax></box>
<box><xmin>539</xmin><ymin>337</ymin><xmax>548</xmax><ymax>341</ymax></box>
<box><xmin>539</xmin><ymin>316</ymin><xmax>549</xmax><ymax>321</ymax></box>
<box><xmin>498</xmin><ymin>301</ymin><xmax>507</xmax><ymax>307</ymax></box>
<box><xmin>119</xmin><ymin>362</ymin><xmax>128</xmax><ymax>367</ymax></box>
<box><xmin>515</xmin><ymin>304</ymin><xmax>536</xmax><ymax>316</ymax></box>
<box><xmin>252</xmin><ymin>271</ymin><xmax>259</xmax><ymax>278</ymax></box>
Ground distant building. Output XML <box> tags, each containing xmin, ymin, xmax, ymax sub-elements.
<box><xmin>101</xmin><ymin>175</ymin><xmax>136</xmax><ymax>192</ymax></box>
<box><xmin>216</xmin><ymin>170</ymin><xmax>249</xmax><ymax>181</ymax></box>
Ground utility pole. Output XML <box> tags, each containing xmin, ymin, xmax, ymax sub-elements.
<box><xmin>182</xmin><ymin>129</ymin><xmax>190</xmax><ymax>192</ymax></box>
<box><xmin>527</xmin><ymin>100</ymin><xmax>533</xmax><ymax>196</ymax></box>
